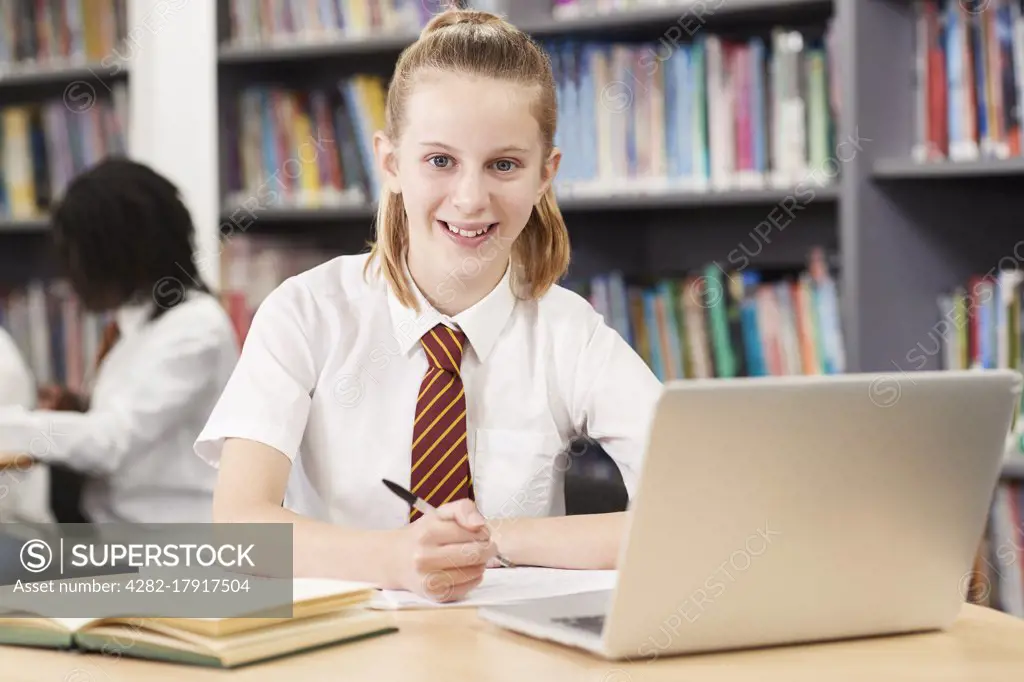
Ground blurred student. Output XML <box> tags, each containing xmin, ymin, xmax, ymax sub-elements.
<box><xmin>196</xmin><ymin>9</ymin><xmax>662</xmax><ymax>602</ymax></box>
<box><xmin>0</xmin><ymin>158</ymin><xmax>239</xmax><ymax>524</ymax></box>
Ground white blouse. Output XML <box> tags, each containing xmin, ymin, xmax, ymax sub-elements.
<box><xmin>195</xmin><ymin>253</ymin><xmax>663</xmax><ymax>529</ymax></box>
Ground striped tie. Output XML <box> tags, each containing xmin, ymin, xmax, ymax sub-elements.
<box><xmin>409</xmin><ymin>323</ymin><xmax>474</xmax><ymax>522</ymax></box>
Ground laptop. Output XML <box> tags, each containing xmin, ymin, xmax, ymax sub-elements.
<box><xmin>478</xmin><ymin>370</ymin><xmax>1023</xmax><ymax>660</ymax></box>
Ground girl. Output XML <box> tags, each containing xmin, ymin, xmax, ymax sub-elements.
<box><xmin>196</xmin><ymin>9</ymin><xmax>663</xmax><ymax>602</ymax></box>
<box><xmin>0</xmin><ymin>158</ymin><xmax>240</xmax><ymax>524</ymax></box>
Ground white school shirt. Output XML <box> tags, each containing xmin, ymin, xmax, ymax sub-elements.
<box><xmin>194</xmin><ymin>252</ymin><xmax>663</xmax><ymax>529</ymax></box>
<box><xmin>0</xmin><ymin>326</ymin><xmax>53</xmax><ymax>524</ymax></box>
<box><xmin>0</xmin><ymin>291</ymin><xmax>239</xmax><ymax>524</ymax></box>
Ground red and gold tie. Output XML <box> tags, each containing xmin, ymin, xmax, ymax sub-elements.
<box><xmin>409</xmin><ymin>323</ymin><xmax>474</xmax><ymax>522</ymax></box>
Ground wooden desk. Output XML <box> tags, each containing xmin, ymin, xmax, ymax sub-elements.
<box><xmin>2</xmin><ymin>603</ymin><xmax>1023</xmax><ymax>681</ymax></box>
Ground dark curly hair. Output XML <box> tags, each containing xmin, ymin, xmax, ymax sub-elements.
<box><xmin>49</xmin><ymin>157</ymin><xmax>211</xmax><ymax>317</ymax></box>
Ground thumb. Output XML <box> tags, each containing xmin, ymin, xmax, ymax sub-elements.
<box><xmin>436</xmin><ymin>499</ymin><xmax>487</xmax><ymax>530</ymax></box>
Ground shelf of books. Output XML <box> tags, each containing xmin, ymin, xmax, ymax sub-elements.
<box><xmin>875</xmin><ymin>0</ymin><xmax>1024</xmax><ymax>179</ymax></box>
<box><xmin>217</xmin><ymin>0</ymin><xmax>834</xmax><ymax>64</ymax></box>
<box><xmin>219</xmin><ymin>23</ymin><xmax>840</xmax><ymax>223</ymax></box>
<box><xmin>0</xmin><ymin>0</ymin><xmax>130</xmax><ymax>230</ymax></box>
<box><xmin>937</xmin><ymin>269</ymin><xmax>1024</xmax><ymax>485</ymax></box>
<box><xmin>0</xmin><ymin>86</ymin><xmax>128</xmax><ymax>224</ymax></box>
<box><xmin>0</xmin><ymin>0</ymin><xmax>129</xmax><ymax>87</ymax></box>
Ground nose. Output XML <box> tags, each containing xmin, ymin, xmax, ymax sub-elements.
<box><xmin>451</xmin><ymin>168</ymin><xmax>488</xmax><ymax>215</ymax></box>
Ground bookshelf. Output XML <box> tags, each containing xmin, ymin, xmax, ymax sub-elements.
<box><xmin>0</xmin><ymin>0</ymin><xmax>131</xmax><ymax>247</ymax></box>
<box><xmin>1</xmin><ymin>0</ymin><xmax>1021</xmax><ymax>617</ymax></box>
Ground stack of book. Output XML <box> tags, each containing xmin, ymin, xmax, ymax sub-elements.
<box><xmin>0</xmin><ymin>576</ymin><xmax>396</xmax><ymax>668</ymax></box>
<box><xmin>0</xmin><ymin>87</ymin><xmax>128</xmax><ymax>220</ymax></box>
<box><xmin>911</xmin><ymin>0</ymin><xmax>1024</xmax><ymax>163</ymax></box>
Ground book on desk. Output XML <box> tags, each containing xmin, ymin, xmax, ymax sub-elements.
<box><xmin>0</xmin><ymin>576</ymin><xmax>397</xmax><ymax>669</ymax></box>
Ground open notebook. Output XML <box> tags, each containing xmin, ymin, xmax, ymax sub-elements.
<box><xmin>0</xmin><ymin>576</ymin><xmax>397</xmax><ymax>668</ymax></box>
<box><xmin>369</xmin><ymin>567</ymin><xmax>618</xmax><ymax>609</ymax></box>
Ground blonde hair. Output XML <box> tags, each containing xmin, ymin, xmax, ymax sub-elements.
<box><xmin>363</xmin><ymin>8</ymin><xmax>571</xmax><ymax>311</ymax></box>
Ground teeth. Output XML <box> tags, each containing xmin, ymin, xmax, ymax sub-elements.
<box><xmin>444</xmin><ymin>221</ymin><xmax>492</xmax><ymax>238</ymax></box>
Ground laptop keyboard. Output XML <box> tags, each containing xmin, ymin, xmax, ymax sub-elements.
<box><xmin>553</xmin><ymin>614</ymin><xmax>606</xmax><ymax>635</ymax></box>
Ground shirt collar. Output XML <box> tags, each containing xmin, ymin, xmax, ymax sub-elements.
<box><xmin>385</xmin><ymin>258</ymin><xmax>516</xmax><ymax>363</ymax></box>
<box><xmin>115</xmin><ymin>298</ymin><xmax>154</xmax><ymax>335</ymax></box>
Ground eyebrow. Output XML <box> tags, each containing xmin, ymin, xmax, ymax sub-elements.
<box><xmin>419</xmin><ymin>141</ymin><xmax>531</xmax><ymax>155</ymax></box>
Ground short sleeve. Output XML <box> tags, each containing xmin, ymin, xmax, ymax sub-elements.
<box><xmin>571</xmin><ymin>311</ymin><xmax>663</xmax><ymax>499</ymax></box>
<box><xmin>194</xmin><ymin>279</ymin><xmax>319</xmax><ymax>468</ymax></box>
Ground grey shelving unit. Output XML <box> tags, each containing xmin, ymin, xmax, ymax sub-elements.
<box><xmin>842</xmin><ymin>0</ymin><xmax>1024</xmax><ymax>377</ymax></box>
<box><xmin>0</xmin><ymin>60</ymin><xmax>120</xmax><ymax>87</ymax></box>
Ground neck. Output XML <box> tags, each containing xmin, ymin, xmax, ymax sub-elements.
<box><xmin>406</xmin><ymin>251</ymin><xmax>507</xmax><ymax>317</ymax></box>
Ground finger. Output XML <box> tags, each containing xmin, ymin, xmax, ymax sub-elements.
<box><xmin>432</xmin><ymin>536</ymin><xmax>499</xmax><ymax>569</ymax></box>
<box><xmin>435</xmin><ymin>498</ymin><xmax>487</xmax><ymax>531</ymax></box>
<box><xmin>420</xmin><ymin>567</ymin><xmax>485</xmax><ymax>602</ymax></box>
<box><xmin>419</xmin><ymin>517</ymin><xmax>489</xmax><ymax>545</ymax></box>
<box><xmin>444</xmin><ymin>572</ymin><xmax>485</xmax><ymax>602</ymax></box>
<box><xmin>419</xmin><ymin>539</ymin><xmax>497</xmax><ymax>571</ymax></box>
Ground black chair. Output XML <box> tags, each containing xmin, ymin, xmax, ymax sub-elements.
<box><xmin>48</xmin><ymin>464</ymin><xmax>91</xmax><ymax>523</ymax></box>
<box><xmin>563</xmin><ymin>437</ymin><xmax>629</xmax><ymax>515</ymax></box>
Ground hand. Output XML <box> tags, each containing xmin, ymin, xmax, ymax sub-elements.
<box><xmin>388</xmin><ymin>499</ymin><xmax>499</xmax><ymax>603</ymax></box>
<box><xmin>37</xmin><ymin>385</ymin><xmax>87</xmax><ymax>412</ymax></box>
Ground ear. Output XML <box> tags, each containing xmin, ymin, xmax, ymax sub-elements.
<box><xmin>537</xmin><ymin>147</ymin><xmax>562</xmax><ymax>202</ymax></box>
<box><xmin>373</xmin><ymin>130</ymin><xmax>402</xmax><ymax>194</ymax></box>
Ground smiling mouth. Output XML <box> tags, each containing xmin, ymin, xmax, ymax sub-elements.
<box><xmin>438</xmin><ymin>220</ymin><xmax>498</xmax><ymax>238</ymax></box>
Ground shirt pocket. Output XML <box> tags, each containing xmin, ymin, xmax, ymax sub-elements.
<box><xmin>472</xmin><ymin>428</ymin><xmax>566</xmax><ymax>519</ymax></box>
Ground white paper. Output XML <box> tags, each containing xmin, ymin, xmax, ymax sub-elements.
<box><xmin>368</xmin><ymin>567</ymin><xmax>617</xmax><ymax>610</ymax></box>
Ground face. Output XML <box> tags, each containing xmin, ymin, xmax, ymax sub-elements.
<box><xmin>374</xmin><ymin>70</ymin><xmax>560</xmax><ymax>295</ymax></box>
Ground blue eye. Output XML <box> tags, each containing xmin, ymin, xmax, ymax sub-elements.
<box><xmin>493</xmin><ymin>159</ymin><xmax>517</xmax><ymax>172</ymax></box>
<box><xmin>428</xmin><ymin>155</ymin><xmax>451</xmax><ymax>169</ymax></box>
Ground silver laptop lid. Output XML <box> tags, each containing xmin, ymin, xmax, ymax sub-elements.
<box><xmin>602</xmin><ymin>370</ymin><xmax>1022</xmax><ymax>659</ymax></box>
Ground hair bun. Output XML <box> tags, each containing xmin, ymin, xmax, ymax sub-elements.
<box><xmin>421</xmin><ymin>8</ymin><xmax>504</xmax><ymax>35</ymax></box>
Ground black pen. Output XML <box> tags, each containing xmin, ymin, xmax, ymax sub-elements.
<box><xmin>382</xmin><ymin>478</ymin><xmax>514</xmax><ymax>568</ymax></box>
